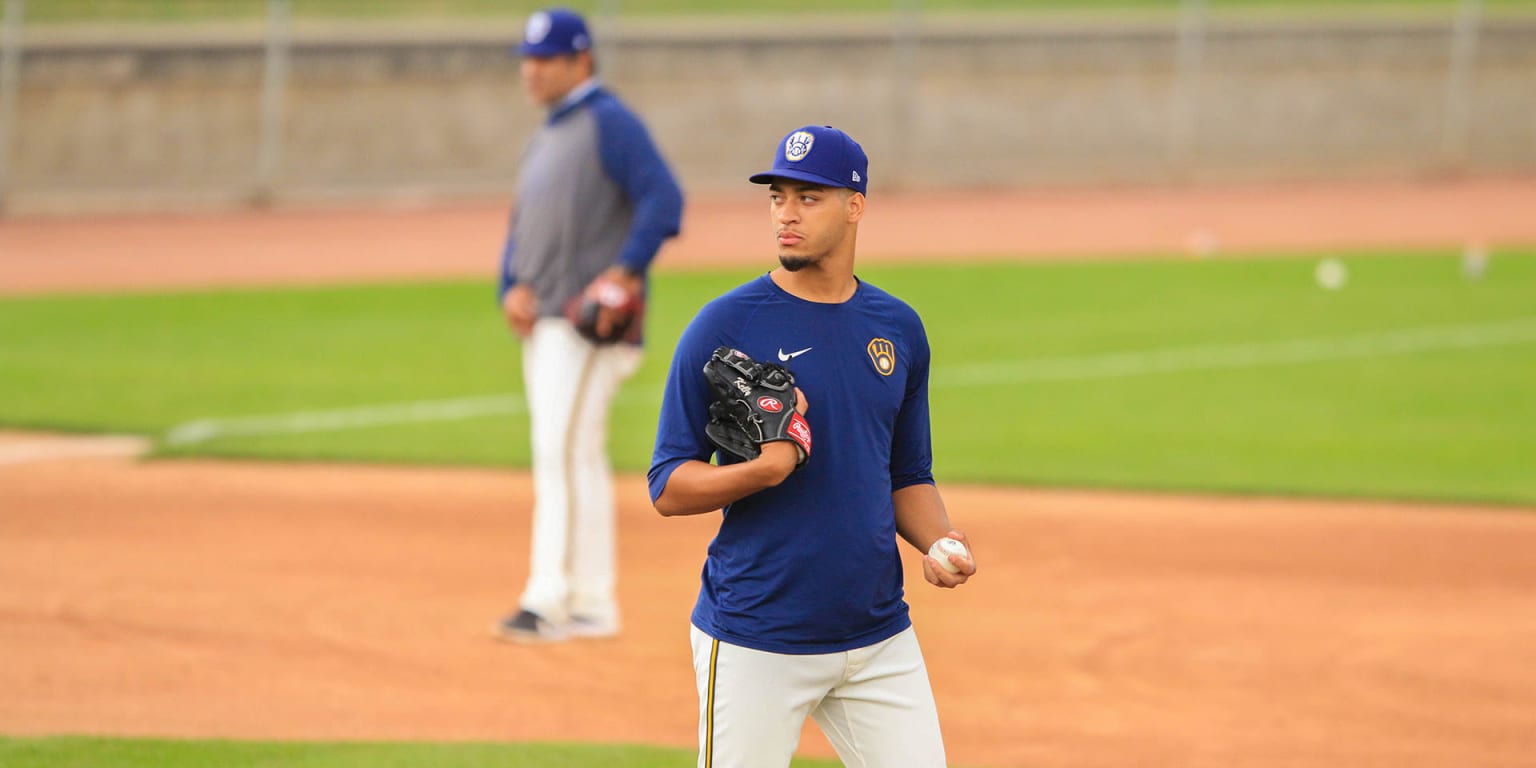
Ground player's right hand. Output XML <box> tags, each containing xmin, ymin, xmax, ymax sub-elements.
<box><xmin>755</xmin><ymin>442</ymin><xmax>801</xmax><ymax>485</ymax></box>
<box><xmin>749</xmin><ymin>386</ymin><xmax>809</xmax><ymax>484</ymax></box>
<box><xmin>503</xmin><ymin>285</ymin><xmax>538</xmax><ymax>338</ymax></box>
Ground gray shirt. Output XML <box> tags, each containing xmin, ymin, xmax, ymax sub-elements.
<box><xmin>500</xmin><ymin>86</ymin><xmax>684</xmax><ymax>328</ymax></box>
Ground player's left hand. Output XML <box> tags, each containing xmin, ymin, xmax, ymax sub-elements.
<box><xmin>922</xmin><ymin>530</ymin><xmax>976</xmax><ymax>589</ymax></box>
<box><xmin>700</xmin><ymin>347</ymin><xmax>812</xmax><ymax>466</ymax></box>
<box><xmin>594</xmin><ymin>267</ymin><xmax>644</xmax><ymax>338</ymax></box>
<box><xmin>599</xmin><ymin>265</ymin><xmax>643</xmax><ymax>296</ymax></box>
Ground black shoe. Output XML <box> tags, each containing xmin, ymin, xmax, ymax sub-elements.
<box><xmin>493</xmin><ymin>609</ymin><xmax>564</xmax><ymax>643</ymax></box>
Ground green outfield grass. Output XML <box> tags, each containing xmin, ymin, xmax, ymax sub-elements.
<box><xmin>29</xmin><ymin>0</ymin><xmax>1536</xmax><ymax>24</ymax></box>
<box><xmin>1</xmin><ymin>249</ymin><xmax>1533</xmax><ymax>505</ymax></box>
<box><xmin>0</xmin><ymin>736</ymin><xmax>842</xmax><ymax>768</ymax></box>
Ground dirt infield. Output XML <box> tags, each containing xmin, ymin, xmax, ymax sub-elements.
<box><xmin>3</xmin><ymin>179</ymin><xmax>1536</xmax><ymax>767</ymax></box>
<box><xmin>4</xmin><ymin>450</ymin><xmax>1535</xmax><ymax>767</ymax></box>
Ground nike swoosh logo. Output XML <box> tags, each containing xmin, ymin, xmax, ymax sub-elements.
<box><xmin>777</xmin><ymin>346</ymin><xmax>812</xmax><ymax>362</ymax></box>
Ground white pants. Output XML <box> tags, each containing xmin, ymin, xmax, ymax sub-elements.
<box><xmin>517</xmin><ymin>317</ymin><xmax>641</xmax><ymax>626</ymax></box>
<box><xmin>690</xmin><ymin>625</ymin><xmax>947</xmax><ymax>768</ymax></box>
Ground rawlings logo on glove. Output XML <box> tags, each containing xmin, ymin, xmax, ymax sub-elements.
<box><xmin>701</xmin><ymin>346</ymin><xmax>811</xmax><ymax>467</ymax></box>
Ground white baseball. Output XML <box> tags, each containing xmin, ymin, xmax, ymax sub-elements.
<box><xmin>1314</xmin><ymin>258</ymin><xmax>1348</xmax><ymax>291</ymax></box>
<box><xmin>928</xmin><ymin>538</ymin><xmax>970</xmax><ymax>574</ymax></box>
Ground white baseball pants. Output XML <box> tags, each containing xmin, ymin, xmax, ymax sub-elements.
<box><xmin>690</xmin><ymin>624</ymin><xmax>948</xmax><ymax>768</ymax></box>
<box><xmin>517</xmin><ymin>317</ymin><xmax>640</xmax><ymax>627</ymax></box>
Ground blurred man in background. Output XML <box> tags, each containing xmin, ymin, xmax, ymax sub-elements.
<box><xmin>495</xmin><ymin>7</ymin><xmax>683</xmax><ymax>643</ymax></box>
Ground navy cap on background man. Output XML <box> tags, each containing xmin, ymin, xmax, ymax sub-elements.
<box><xmin>517</xmin><ymin>7</ymin><xmax>592</xmax><ymax>58</ymax></box>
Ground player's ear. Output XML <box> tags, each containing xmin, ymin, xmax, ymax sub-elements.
<box><xmin>844</xmin><ymin>190</ymin><xmax>865</xmax><ymax>224</ymax></box>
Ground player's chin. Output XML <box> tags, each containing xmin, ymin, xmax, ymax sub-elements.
<box><xmin>778</xmin><ymin>252</ymin><xmax>816</xmax><ymax>272</ymax></box>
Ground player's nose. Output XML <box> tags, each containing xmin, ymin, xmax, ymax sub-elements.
<box><xmin>774</xmin><ymin>200</ymin><xmax>799</xmax><ymax>224</ymax></box>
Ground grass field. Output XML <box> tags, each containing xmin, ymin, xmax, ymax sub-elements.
<box><xmin>0</xmin><ymin>737</ymin><xmax>841</xmax><ymax>768</ymax></box>
<box><xmin>2</xmin><ymin>249</ymin><xmax>1533</xmax><ymax>505</ymax></box>
<box><xmin>28</xmin><ymin>0</ymin><xmax>1536</xmax><ymax>23</ymax></box>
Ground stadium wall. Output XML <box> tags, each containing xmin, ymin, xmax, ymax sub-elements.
<box><xmin>6</xmin><ymin>16</ymin><xmax>1535</xmax><ymax>212</ymax></box>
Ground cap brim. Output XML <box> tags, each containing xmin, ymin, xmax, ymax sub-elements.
<box><xmin>517</xmin><ymin>41</ymin><xmax>576</xmax><ymax>57</ymax></box>
<box><xmin>748</xmin><ymin>169</ymin><xmax>854</xmax><ymax>191</ymax></box>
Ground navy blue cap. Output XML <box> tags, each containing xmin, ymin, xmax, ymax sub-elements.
<box><xmin>749</xmin><ymin>125</ymin><xmax>868</xmax><ymax>196</ymax></box>
<box><xmin>518</xmin><ymin>8</ymin><xmax>592</xmax><ymax>57</ymax></box>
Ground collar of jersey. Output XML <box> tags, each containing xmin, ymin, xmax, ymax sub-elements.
<box><xmin>761</xmin><ymin>272</ymin><xmax>864</xmax><ymax>307</ymax></box>
<box><xmin>547</xmin><ymin>79</ymin><xmax>603</xmax><ymax>124</ymax></box>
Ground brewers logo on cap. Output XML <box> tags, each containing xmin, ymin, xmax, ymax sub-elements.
<box><xmin>525</xmin><ymin>11</ymin><xmax>552</xmax><ymax>43</ymax></box>
<box><xmin>867</xmin><ymin>338</ymin><xmax>895</xmax><ymax>376</ymax></box>
<box><xmin>784</xmin><ymin>131</ymin><xmax>815</xmax><ymax>162</ymax></box>
<box><xmin>517</xmin><ymin>8</ymin><xmax>591</xmax><ymax>56</ymax></box>
<box><xmin>749</xmin><ymin>124</ymin><xmax>869</xmax><ymax>195</ymax></box>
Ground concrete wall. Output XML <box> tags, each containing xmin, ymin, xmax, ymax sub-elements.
<box><xmin>5</xmin><ymin>16</ymin><xmax>1534</xmax><ymax>212</ymax></box>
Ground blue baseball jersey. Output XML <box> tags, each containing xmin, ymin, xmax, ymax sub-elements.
<box><xmin>648</xmin><ymin>274</ymin><xmax>935</xmax><ymax>655</ymax></box>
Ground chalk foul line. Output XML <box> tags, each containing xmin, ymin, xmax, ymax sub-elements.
<box><xmin>164</xmin><ymin>394</ymin><xmax>527</xmax><ymax>446</ymax></box>
<box><xmin>938</xmin><ymin>317</ymin><xmax>1536</xmax><ymax>387</ymax></box>
<box><xmin>161</xmin><ymin>318</ymin><xmax>1536</xmax><ymax>446</ymax></box>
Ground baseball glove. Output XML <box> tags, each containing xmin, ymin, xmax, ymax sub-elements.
<box><xmin>701</xmin><ymin>346</ymin><xmax>812</xmax><ymax>466</ymax></box>
<box><xmin>564</xmin><ymin>277</ymin><xmax>642</xmax><ymax>344</ymax></box>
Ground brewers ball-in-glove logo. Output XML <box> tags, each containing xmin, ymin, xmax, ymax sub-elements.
<box><xmin>867</xmin><ymin>338</ymin><xmax>896</xmax><ymax>376</ymax></box>
<box><xmin>525</xmin><ymin>11</ymin><xmax>551</xmax><ymax>43</ymax></box>
<box><xmin>784</xmin><ymin>131</ymin><xmax>815</xmax><ymax>162</ymax></box>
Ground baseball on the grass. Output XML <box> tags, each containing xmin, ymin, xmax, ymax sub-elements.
<box><xmin>1314</xmin><ymin>258</ymin><xmax>1348</xmax><ymax>291</ymax></box>
<box><xmin>928</xmin><ymin>538</ymin><xmax>971</xmax><ymax>574</ymax></box>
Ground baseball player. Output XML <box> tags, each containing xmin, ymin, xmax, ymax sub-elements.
<box><xmin>496</xmin><ymin>8</ymin><xmax>683</xmax><ymax>642</ymax></box>
<box><xmin>648</xmin><ymin>125</ymin><xmax>976</xmax><ymax>767</ymax></box>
